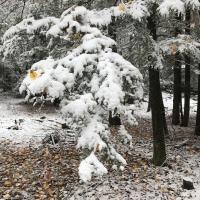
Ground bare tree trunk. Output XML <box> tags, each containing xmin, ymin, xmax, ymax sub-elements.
<box><xmin>149</xmin><ymin>67</ymin><xmax>166</xmax><ymax>165</ymax></box>
<box><xmin>182</xmin><ymin>55</ymin><xmax>191</xmax><ymax>126</ymax></box>
<box><xmin>182</xmin><ymin>7</ymin><xmax>191</xmax><ymax>127</ymax></box>
<box><xmin>161</xmin><ymin>97</ymin><xmax>169</xmax><ymax>135</ymax></box>
<box><xmin>195</xmin><ymin>65</ymin><xmax>200</xmax><ymax>136</ymax></box>
<box><xmin>172</xmin><ymin>13</ymin><xmax>182</xmax><ymax>125</ymax></box>
<box><xmin>147</xmin><ymin>3</ymin><xmax>166</xmax><ymax>165</ymax></box>
<box><xmin>147</xmin><ymin>83</ymin><xmax>151</xmax><ymax>112</ymax></box>
<box><xmin>172</xmin><ymin>57</ymin><xmax>182</xmax><ymax>125</ymax></box>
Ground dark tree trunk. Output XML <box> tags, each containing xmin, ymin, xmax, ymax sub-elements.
<box><xmin>172</xmin><ymin>12</ymin><xmax>183</xmax><ymax>125</ymax></box>
<box><xmin>147</xmin><ymin>4</ymin><xmax>168</xmax><ymax>134</ymax></box>
<box><xmin>182</xmin><ymin>55</ymin><xmax>191</xmax><ymax>126</ymax></box>
<box><xmin>162</xmin><ymin>98</ymin><xmax>169</xmax><ymax>135</ymax></box>
<box><xmin>108</xmin><ymin>111</ymin><xmax>121</xmax><ymax>126</ymax></box>
<box><xmin>147</xmin><ymin>89</ymin><xmax>151</xmax><ymax>112</ymax></box>
<box><xmin>147</xmin><ymin>79</ymin><xmax>151</xmax><ymax>112</ymax></box>
<box><xmin>147</xmin><ymin>3</ymin><xmax>167</xmax><ymax>165</ymax></box>
<box><xmin>195</xmin><ymin>65</ymin><xmax>200</xmax><ymax>136</ymax></box>
<box><xmin>182</xmin><ymin>7</ymin><xmax>191</xmax><ymax>127</ymax></box>
<box><xmin>172</xmin><ymin>58</ymin><xmax>182</xmax><ymax>125</ymax></box>
<box><xmin>149</xmin><ymin>68</ymin><xmax>166</xmax><ymax>165</ymax></box>
<box><xmin>114</xmin><ymin>0</ymin><xmax>121</xmax><ymax>6</ymax></box>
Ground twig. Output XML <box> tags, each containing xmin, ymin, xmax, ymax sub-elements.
<box><xmin>50</xmin><ymin>134</ymin><xmax>56</xmax><ymax>146</ymax></box>
<box><xmin>174</xmin><ymin>139</ymin><xmax>189</xmax><ymax>148</ymax></box>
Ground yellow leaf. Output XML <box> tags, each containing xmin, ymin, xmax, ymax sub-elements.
<box><xmin>128</xmin><ymin>0</ymin><xmax>134</xmax><ymax>4</ymax></box>
<box><xmin>43</xmin><ymin>181</ymin><xmax>50</xmax><ymax>190</ymax></box>
<box><xmin>118</xmin><ymin>3</ymin><xmax>126</xmax><ymax>12</ymax></box>
<box><xmin>169</xmin><ymin>44</ymin><xmax>178</xmax><ymax>55</ymax></box>
<box><xmin>29</xmin><ymin>70</ymin><xmax>39</xmax><ymax>80</ymax></box>
<box><xmin>4</xmin><ymin>180</ymin><xmax>12</xmax><ymax>187</ymax></box>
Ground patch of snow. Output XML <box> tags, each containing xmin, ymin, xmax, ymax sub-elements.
<box><xmin>183</xmin><ymin>176</ymin><xmax>193</xmax><ymax>182</ymax></box>
<box><xmin>135</xmin><ymin>92</ymin><xmax>197</xmax><ymax>119</ymax></box>
<box><xmin>0</xmin><ymin>94</ymin><xmax>64</xmax><ymax>146</ymax></box>
<box><xmin>79</xmin><ymin>152</ymin><xmax>108</xmax><ymax>182</ymax></box>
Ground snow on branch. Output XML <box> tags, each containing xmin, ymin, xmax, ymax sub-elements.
<box><xmin>3</xmin><ymin>17</ymin><xmax>59</xmax><ymax>41</ymax></box>
<box><xmin>123</xmin><ymin>0</ymin><xmax>149</xmax><ymax>20</ymax></box>
<box><xmin>158</xmin><ymin>0</ymin><xmax>200</xmax><ymax>16</ymax></box>
<box><xmin>185</xmin><ymin>0</ymin><xmax>200</xmax><ymax>9</ymax></box>
<box><xmin>158</xmin><ymin>0</ymin><xmax>185</xmax><ymax>16</ymax></box>
<box><xmin>3</xmin><ymin>1</ymin><xmax>149</xmax><ymax>40</ymax></box>
<box><xmin>159</xmin><ymin>34</ymin><xmax>200</xmax><ymax>61</ymax></box>
<box><xmin>16</xmin><ymin>6</ymin><xmax>144</xmax><ymax>182</ymax></box>
<box><xmin>79</xmin><ymin>152</ymin><xmax>108</xmax><ymax>182</ymax></box>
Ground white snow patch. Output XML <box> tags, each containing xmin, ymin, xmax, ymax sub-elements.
<box><xmin>0</xmin><ymin>94</ymin><xmax>64</xmax><ymax>146</ymax></box>
<box><xmin>79</xmin><ymin>152</ymin><xmax>108</xmax><ymax>182</ymax></box>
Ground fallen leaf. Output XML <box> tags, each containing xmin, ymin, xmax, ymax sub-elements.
<box><xmin>4</xmin><ymin>181</ymin><xmax>12</xmax><ymax>187</ymax></box>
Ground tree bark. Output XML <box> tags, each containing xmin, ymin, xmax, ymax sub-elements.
<box><xmin>195</xmin><ymin>65</ymin><xmax>200</xmax><ymax>136</ymax></box>
<box><xmin>182</xmin><ymin>55</ymin><xmax>191</xmax><ymax>126</ymax></box>
<box><xmin>149</xmin><ymin>67</ymin><xmax>166</xmax><ymax>165</ymax></box>
<box><xmin>172</xmin><ymin>57</ymin><xmax>182</xmax><ymax>125</ymax></box>
<box><xmin>147</xmin><ymin>4</ymin><xmax>168</xmax><ymax>135</ymax></box>
<box><xmin>172</xmin><ymin>13</ymin><xmax>183</xmax><ymax>125</ymax></box>
<box><xmin>162</xmin><ymin>97</ymin><xmax>169</xmax><ymax>135</ymax></box>
<box><xmin>147</xmin><ymin>82</ymin><xmax>151</xmax><ymax>112</ymax></box>
<box><xmin>147</xmin><ymin>3</ymin><xmax>167</xmax><ymax>165</ymax></box>
<box><xmin>182</xmin><ymin>7</ymin><xmax>191</xmax><ymax>127</ymax></box>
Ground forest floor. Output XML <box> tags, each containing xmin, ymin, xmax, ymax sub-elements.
<box><xmin>0</xmin><ymin>92</ymin><xmax>200</xmax><ymax>200</ymax></box>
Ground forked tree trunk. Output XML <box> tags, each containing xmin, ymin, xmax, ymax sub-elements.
<box><xmin>195</xmin><ymin>65</ymin><xmax>200</xmax><ymax>136</ymax></box>
<box><xmin>149</xmin><ymin>68</ymin><xmax>166</xmax><ymax>165</ymax></box>
<box><xmin>182</xmin><ymin>7</ymin><xmax>191</xmax><ymax>127</ymax></box>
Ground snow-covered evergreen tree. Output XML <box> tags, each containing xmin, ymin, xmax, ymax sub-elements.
<box><xmin>5</xmin><ymin>6</ymin><xmax>144</xmax><ymax>181</ymax></box>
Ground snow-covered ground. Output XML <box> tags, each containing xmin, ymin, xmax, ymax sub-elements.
<box><xmin>0</xmin><ymin>93</ymin><xmax>65</xmax><ymax>146</ymax></box>
<box><xmin>135</xmin><ymin>92</ymin><xmax>197</xmax><ymax>119</ymax></box>
<box><xmin>0</xmin><ymin>92</ymin><xmax>197</xmax><ymax>145</ymax></box>
<box><xmin>0</xmin><ymin>92</ymin><xmax>200</xmax><ymax>200</ymax></box>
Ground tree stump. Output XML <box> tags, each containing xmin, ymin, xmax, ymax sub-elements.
<box><xmin>182</xmin><ymin>177</ymin><xmax>194</xmax><ymax>190</ymax></box>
